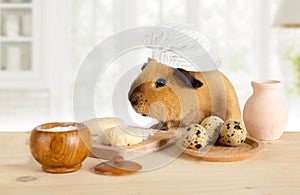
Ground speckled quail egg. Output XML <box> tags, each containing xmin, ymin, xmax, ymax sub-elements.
<box><xmin>218</xmin><ymin>120</ymin><xmax>247</xmax><ymax>146</ymax></box>
<box><xmin>201</xmin><ymin>116</ymin><xmax>224</xmax><ymax>144</ymax></box>
<box><xmin>181</xmin><ymin>124</ymin><xmax>208</xmax><ymax>150</ymax></box>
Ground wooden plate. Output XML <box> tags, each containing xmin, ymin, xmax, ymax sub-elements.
<box><xmin>90</xmin><ymin>129</ymin><xmax>178</xmax><ymax>161</ymax></box>
<box><xmin>177</xmin><ymin>137</ymin><xmax>264</xmax><ymax>162</ymax></box>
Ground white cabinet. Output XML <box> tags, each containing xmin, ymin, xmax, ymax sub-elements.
<box><xmin>0</xmin><ymin>0</ymin><xmax>43</xmax><ymax>88</ymax></box>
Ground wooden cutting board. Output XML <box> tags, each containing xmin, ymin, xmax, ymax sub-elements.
<box><xmin>90</xmin><ymin>129</ymin><xmax>178</xmax><ymax>161</ymax></box>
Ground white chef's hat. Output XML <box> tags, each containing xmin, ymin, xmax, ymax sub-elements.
<box><xmin>144</xmin><ymin>24</ymin><xmax>220</xmax><ymax>72</ymax></box>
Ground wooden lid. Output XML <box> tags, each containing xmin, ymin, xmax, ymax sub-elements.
<box><xmin>94</xmin><ymin>158</ymin><xmax>142</xmax><ymax>176</ymax></box>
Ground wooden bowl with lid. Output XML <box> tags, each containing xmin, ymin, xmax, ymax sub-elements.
<box><xmin>30</xmin><ymin>122</ymin><xmax>92</xmax><ymax>173</ymax></box>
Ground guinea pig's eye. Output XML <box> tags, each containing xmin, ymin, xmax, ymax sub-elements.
<box><xmin>155</xmin><ymin>78</ymin><xmax>166</xmax><ymax>88</ymax></box>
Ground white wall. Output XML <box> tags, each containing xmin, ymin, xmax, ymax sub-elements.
<box><xmin>0</xmin><ymin>0</ymin><xmax>299</xmax><ymax>131</ymax></box>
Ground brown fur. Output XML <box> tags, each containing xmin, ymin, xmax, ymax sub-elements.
<box><xmin>128</xmin><ymin>59</ymin><xmax>241</xmax><ymax>129</ymax></box>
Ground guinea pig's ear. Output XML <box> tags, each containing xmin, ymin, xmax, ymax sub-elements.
<box><xmin>173</xmin><ymin>68</ymin><xmax>203</xmax><ymax>88</ymax></box>
<box><xmin>141</xmin><ymin>62</ymin><xmax>147</xmax><ymax>70</ymax></box>
<box><xmin>141</xmin><ymin>58</ymin><xmax>154</xmax><ymax>70</ymax></box>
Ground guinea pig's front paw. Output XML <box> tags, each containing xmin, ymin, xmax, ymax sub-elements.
<box><xmin>151</xmin><ymin>122</ymin><xmax>168</xmax><ymax>131</ymax></box>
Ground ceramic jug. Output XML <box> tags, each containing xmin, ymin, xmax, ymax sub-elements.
<box><xmin>243</xmin><ymin>80</ymin><xmax>288</xmax><ymax>140</ymax></box>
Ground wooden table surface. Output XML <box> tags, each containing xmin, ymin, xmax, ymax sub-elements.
<box><xmin>0</xmin><ymin>132</ymin><xmax>300</xmax><ymax>194</ymax></box>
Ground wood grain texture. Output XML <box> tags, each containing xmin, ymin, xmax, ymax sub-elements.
<box><xmin>0</xmin><ymin>132</ymin><xmax>300</xmax><ymax>194</ymax></box>
<box><xmin>94</xmin><ymin>160</ymin><xmax>142</xmax><ymax>176</ymax></box>
<box><xmin>177</xmin><ymin>137</ymin><xmax>263</xmax><ymax>162</ymax></box>
<box><xmin>90</xmin><ymin>130</ymin><xmax>177</xmax><ymax>160</ymax></box>
<box><xmin>30</xmin><ymin>122</ymin><xmax>92</xmax><ymax>173</ymax></box>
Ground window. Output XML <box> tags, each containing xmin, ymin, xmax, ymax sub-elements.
<box><xmin>66</xmin><ymin>0</ymin><xmax>299</xmax><ymax>130</ymax></box>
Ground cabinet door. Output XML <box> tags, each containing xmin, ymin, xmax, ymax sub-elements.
<box><xmin>0</xmin><ymin>0</ymin><xmax>44</xmax><ymax>88</ymax></box>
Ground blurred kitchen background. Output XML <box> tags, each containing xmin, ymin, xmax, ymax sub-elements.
<box><xmin>0</xmin><ymin>0</ymin><xmax>299</xmax><ymax>131</ymax></box>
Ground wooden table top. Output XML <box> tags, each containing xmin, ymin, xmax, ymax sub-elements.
<box><xmin>0</xmin><ymin>132</ymin><xmax>300</xmax><ymax>194</ymax></box>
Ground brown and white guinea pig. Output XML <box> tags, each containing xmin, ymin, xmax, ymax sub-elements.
<box><xmin>128</xmin><ymin>58</ymin><xmax>241</xmax><ymax>130</ymax></box>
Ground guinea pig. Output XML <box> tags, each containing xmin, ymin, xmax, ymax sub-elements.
<box><xmin>128</xmin><ymin>58</ymin><xmax>241</xmax><ymax>130</ymax></box>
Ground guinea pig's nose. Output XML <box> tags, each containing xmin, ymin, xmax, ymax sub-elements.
<box><xmin>129</xmin><ymin>96</ymin><xmax>139</xmax><ymax>106</ymax></box>
<box><xmin>128</xmin><ymin>86</ymin><xmax>140</xmax><ymax>99</ymax></box>
<box><xmin>131</xmin><ymin>99</ymin><xmax>138</xmax><ymax>106</ymax></box>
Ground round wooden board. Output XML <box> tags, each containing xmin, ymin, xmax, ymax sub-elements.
<box><xmin>177</xmin><ymin>137</ymin><xmax>264</xmax><ymax>162</ymax></box>
<box><xmin>94</xmin><ymin>160</ymin><xmax>142</xmax><ymax>176</ymax></box>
